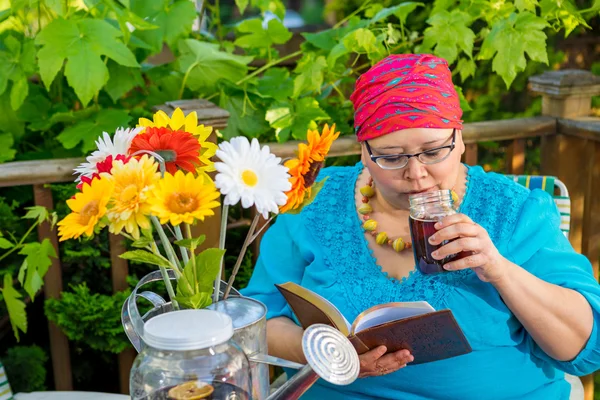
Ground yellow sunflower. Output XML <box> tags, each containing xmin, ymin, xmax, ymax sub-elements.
<box><xmin>306</xmin><ymin>123</ymin><xmax>340</xmax><ymax>162</ymax></box>
<box><xmin>58</xmin><ymin>177</ymin><xmax>114</xmax><ymax>241</ymax></box>
<box><xmin>148</xmin><ymin>170</ymin><xmax>220</xmax><ymax>226</ymax></box>
<box><xmin>106</xmin><ymin>155</ymin><xmax>161</xmax><ymax>239</ymax></box>
<box><xmin>138</xmin><ymin>108</ymin><xmax>217</xmax><ymax>181</ymax></box>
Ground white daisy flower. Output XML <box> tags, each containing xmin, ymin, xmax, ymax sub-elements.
<box><xmin>215</xmin><ymin>137</ymin><xmax>291</xmax><ymax>219</ymax></box>
<box><xmin>74</xmin><ymin>127</ymin><xmax>143</xmax><ymax>181</ymax></box>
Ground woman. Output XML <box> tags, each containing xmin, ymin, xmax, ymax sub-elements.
<box><xmin>241</xmin><ymin>54</ymin><xmax>600</xmax><ymax>399</ymax></box>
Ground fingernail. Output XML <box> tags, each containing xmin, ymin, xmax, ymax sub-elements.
<box><xmin>429</xmin><ymin>235</ymin><xmax>436</xmax><ymax>243</ymax></box>
<box><xmin>435</xmin><ymin>221</ymin><xmax>442</xmax><ymax>229</ymax></box>
<box><xmin>409</xmin><ymin>356</ymin><xmax>415</xmax><ymax>362</ymax></box>
<box><xmin>431</xmin><ymin>251</ymin><xmax>439</xmax><ymax>258</ymax></box>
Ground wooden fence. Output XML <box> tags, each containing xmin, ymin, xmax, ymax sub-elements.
<box><xmin>0</xmin><ymin>70</ymin><xmax>599</xmax><ymax>399</ymax></box>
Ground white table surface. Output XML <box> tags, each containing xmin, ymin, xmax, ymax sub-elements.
<box><xmin>15</xmin><ymin>392</ymin><xmax>129</xmax><ymax>400</ymax></box>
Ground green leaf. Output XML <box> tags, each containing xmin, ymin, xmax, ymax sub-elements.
<box><xmin>219</xmin><ymin>90</ymin><xmax>270</xmax><ymax>139</ymax></box>
<box><xmin>23</xmin><ymin>206</ymin><xmax>49</xmax><ymax>224</ymax></box>
<box><xmin>10</xmin><ymin>77</ymin><xmax>28</xmax><ymax>110</ymax></box>
<box><xmin>36</xmin><ymin>18</ymin><xmax>139</xmax><ymax>105</ymax></box>
<box><xmin>65</xmin><ymin>45</ymin><xmax>108</xmax><ymax>107</ymax></box>
<box><xmin>177</xmin><ymin>39</ymin><xmax>253</xmax><ymax>93</ymax></box>
<box><xmin>515</xmin><ymin>0</ymin><xmax>538</xmax><ymax>12</ymax></box>
<box><xmin>455</xmin><ymin>85</ymin><xmax>472</xmax><ymax>112</ymax></box>
<box><xmin>176</xmin><ymin>248</ymin><xmax>225</xmax><ymax>305</ymax></box>
<box><xmin>2</xmin><ymin>274</ymin><xmax>27</xmax><ymax>341</ymax></box>
<box><xmin>133</xmin><ymin>0</ymin><xmax>196</xmax><ymax>51</ymax></box>
<box><xmin>540</xmin><ymin>0</ymin><xmax>589</xmax><ymax>36</ymax></box>
<box><xmin>369</xmin><ymin>2</ymin><xmax>423</xmax><ymax>25</ymax></box>
<box><xmin>164</xmin><ymin>0</ymin><xmax>197</xmax><ymax>46</ymax></box>
<box><xmin>56</xmin><ymin>108</ymin><xmax>131</xmax><ymax>152</ymax></box>
<box><xmin>131</xmin><ymin>237</ymin><xmax>153</xmax><ymax>248</ymax></box>
<box><xmin>105</xmin><ymin>61</ymin><xmax>144</xmax><ymax>103</ymax></box>
<box><xmin>456</xmin><ymin>57</ymin><xmax>476</xmax><ymax>81</ymax></box>
<box><xmin>17</xmin><ymin>260</ymin><xmax>26</xmax><ymax>285</ymax></box>
<box><xmin>0</xmin><ymin>9</ymin><xmax>10</xmax><ymax>23</ymax></box>
<box><xmin>257</xmin><ymin>68</ymin><xmax>293</xmax><ymax>102</ymax></box>
<box><xmin>478</xmin><ymin>12</ymin><xmax>548</xmax><ymax>88</ymax></box>
<box><xmin>342</xmin><ymin>28</ymin><xmax>384</xmax><ymax>61</ymax></box>
<box><xmin>251</xmin><ymin>0</ymin><xmax>285</xmax><ymax>19</ymax></box>
<box><xmin>293</xmin><ymin>54</ymin><xmax>327</xmax><ymax>97</ymax></box>
<box><xmin>235</xmin><ymin>18</ymin><xmax>292</xmax><ymax>49</ymax></box>
<box><xmin>119</xmin><ymin>250</ymin><xmax>172</xmax><ymax>268</ymax></box>
<box><xmin>267</xmin><ymin>98</ymin><xmax>329</xmax><ymax>142</ymax></box>
<box><xmin>327</xmin><ymin>42</ymin><xmax>349</xmax><ymax>68</ymax></box>
<box><xmin>236</xmin><ymin>0</ymin><xmax>249</xmax><ymax>14</ymax></box>
<box><xmin>0</xmin><ymin>132</ymin><xmax>16</xmax><ymax>163</ymax></box>
<box><xmin>0</xmin><ymin>237</ymin><xmax>13</xmax><ymax>249</ymax></box>
<box><xmin>175</xmin><ymin>292</ymin><xmax>212</xmax><ymax>309</ymax></box>
<box><xmin>174</xmin><ymin>235</ymin><xmax>206</xmax><ymax>250</ymax></box>
<box><xmin>420</xmin><ymin>10</ymin><xmax>475</xmax><ymax>64</ymax></box>
<box><xmin>19</xmin><ymin>239</ymin><xmax>56</xmax><ymax>300</ymax></box>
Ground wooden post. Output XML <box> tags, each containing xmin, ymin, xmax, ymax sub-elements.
<box><xmin>505</xmin><ymin>139</ymin><xmax>525</xmax><ymax>175</ymax></box>
<box><xmin>463</xmin><ymin>143</ymin><xmax>478</xmax><ymax>166</ymax></box>
<box><xmin>109</xmin><ymin>233</ymin><xmax>135</xmax><ymax>394</ymax></box>
<box><xmin>33</xmin><ymin>184</ymin><xmax>73</xmax><ymax>391</ymax></box>
<box><xmin>152</xmin><ymin>99</ymin><xmax>230</xmax><ymax>251</ymax></box>
<box><xmin>530</xmin><ymin>70</ymin><xmax>600</xmax><ymax>400</ymax></box>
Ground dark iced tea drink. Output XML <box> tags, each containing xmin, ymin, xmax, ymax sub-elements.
<box><xmin>409</xmin><ymin>217</ymin><xmax>471</xmax><ymax>274</ymax></box>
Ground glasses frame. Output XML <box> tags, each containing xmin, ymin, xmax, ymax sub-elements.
<box><xmin>364</xmin><ymin>129</ymin><xmax>457</xmax><ymax>170</ymax></box>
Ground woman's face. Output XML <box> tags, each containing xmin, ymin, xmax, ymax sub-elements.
<box><xmin>361</xmin><ymin>127</ymin><xmax>465</xmax><ymax>206</ymax></box>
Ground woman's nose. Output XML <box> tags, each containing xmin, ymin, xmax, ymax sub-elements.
<box><xmin>403</xmin><ymin>157</ymin><xmax>428</xmax><ymax>180</ymax></box>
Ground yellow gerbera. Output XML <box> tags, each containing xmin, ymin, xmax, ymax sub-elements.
<box><xmin>307</xmin><ymin>123</ymin><xmax>340</xmax><ymax>162</ymax></box>
<box><xmin>138</xmin><ymin>108</ymin><xmax>217</xmax><ymax>181</ymax></box>
<box><xmin>148</xmin><ymin>170</ymin><xmax>220</xmax><ymax>226</ymax></box>
<box><xmin>58</xmin><ymin>177</ymin><xmax>114</xmax><ymax>241</ymax></box>
<box><xmin>106</xmin><ymin>155</ymin><xmax>161</xmax><ymax>239</ymax></box>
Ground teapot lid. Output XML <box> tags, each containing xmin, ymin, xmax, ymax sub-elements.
<box><xmin>144</xmin><ymin>309</ymin><xmax>233</xmax><ymax>351</ymax></box>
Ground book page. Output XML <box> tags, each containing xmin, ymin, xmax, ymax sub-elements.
<box><xmin>352</xmin><ymin>302</ymin><xmax>435</xmax><ymax>334</ymax></box>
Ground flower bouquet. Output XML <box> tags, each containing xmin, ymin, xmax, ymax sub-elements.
<box><xmin>58</xmin><ymin>107</ymin><xmax>340</xmax><ymax>310</ymax></box>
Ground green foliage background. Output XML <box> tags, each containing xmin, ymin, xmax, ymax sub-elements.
<box><xmin>0</xmin><ymin>0</ymin><xmax>597</xmax><ymax>392</ymax></box>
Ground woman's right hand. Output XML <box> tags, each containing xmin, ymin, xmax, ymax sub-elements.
<box><xmin>358</xmin><ymin>346</ymin><xmax>414</xmax><ymax>378</ymax></box>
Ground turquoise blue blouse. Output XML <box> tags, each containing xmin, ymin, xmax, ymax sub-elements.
<box><xmin>241</xmin><ymin>162</ymin><xmax>600</xmax><ymax>400</ymax></box>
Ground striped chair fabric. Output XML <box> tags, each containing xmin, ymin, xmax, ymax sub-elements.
<box><xmin>0</xmin><ymin>361</ymin><xmax>13</xmax><ymax>400</ymax></box>
<box><xmin>506</xmin><ymin>175</ymin><xmax>571</xmax><ymax>238</ymax></box>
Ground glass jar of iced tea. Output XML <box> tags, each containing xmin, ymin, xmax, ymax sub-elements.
<box><xmin>130</xmin><ymin>309</ymin><xmax>251</xmax><ymax>400</ymax></box>
<box><xmin>408</xmin><ymin>190</ymin><xmax>469</xmax><ymax>274</ymax></box>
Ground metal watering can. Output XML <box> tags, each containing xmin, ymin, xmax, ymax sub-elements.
<box><xmin>122</xmin><ymin>270</ymin><xmax>360</xmax><ymax>399</ymax></box>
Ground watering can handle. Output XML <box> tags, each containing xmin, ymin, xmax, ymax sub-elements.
<box><xmin>121</xmin><ymin>269</ymin><xmax>242</xmax><ymax>353</ymax></box>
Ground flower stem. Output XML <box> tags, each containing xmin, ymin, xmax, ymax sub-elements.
<box><xmin>151</xmin><ymin>216</ymin><xmax>183</xmax><ymax>274</ymax></box>
<box><xmin>250</xmin><ymin>215</ymin><xmax>275</xmax><ymax>242</ymax></box>
<box><xmin>173</xmin><ymin>225</ymin><xmax>190</xmax><ymax>266</ymax></box>
<box><xmin>185</xmin><ymin>224</ymin><xmax>197</xmax><ymax>286</ymax></box>
<box><xmin>213</xmin><ymin>203</ymin><xmax>229</xmax><ymax>304</ymax></box>
<box><xmin>151</xmin><ymin>242</ymin><xmax>179</xmax><ymax>310</ymax></box>
<box><xmin>223</xmin><ymin>212</ymin><xmax>260</xmax><ymax>300</ymax></box>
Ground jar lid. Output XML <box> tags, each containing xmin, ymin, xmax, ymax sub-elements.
<box><xmin>144</xmin><ymin>309</ymin><xmax>233</xmax><ymax>351</ymax></box>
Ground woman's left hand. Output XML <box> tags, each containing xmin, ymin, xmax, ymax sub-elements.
<box><xmin>428</xmin><ymin>213</ymin><xmax>508</xmax><ymax>283</ymax></box>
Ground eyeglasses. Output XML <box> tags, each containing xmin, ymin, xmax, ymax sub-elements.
<box><xmin>364</xmin><ymin>129</ymin><xmax>456</xmax><ymax>170</ymax></box>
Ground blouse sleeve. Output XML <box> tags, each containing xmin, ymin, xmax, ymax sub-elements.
<box><xmin>240</xmin><ymin>213</ymin><xmax>308</xmax><ymax>321</ymax></box>
<box><xmin>506</xmin><ymin>189</ymin><xmax>600</xmax><ymax>376</ymax></box>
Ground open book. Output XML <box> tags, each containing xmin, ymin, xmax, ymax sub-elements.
<box><xmin>276</xmin><ymin>282</ymin><xmax>472</xmax><ymax>365</ymax></box>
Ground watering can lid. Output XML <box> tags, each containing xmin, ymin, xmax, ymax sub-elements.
<box><xmin>144</xmin><ymin>309</ymin><xmax>233</xmax><ymax>351</ymax></box>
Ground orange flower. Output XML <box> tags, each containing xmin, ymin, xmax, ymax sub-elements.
<box><xmin>129</xmin><ymin>127</ymin><xmax>201</xmax><ymax>174</ymax></box>
<box><xmin>306</xmin><ymin>123</ymin><xmax>339</xmax><ymax>162</ymax></box>
<box><xmin>280</xmin><ymin>123</ymin><xmax>338</xmax><ymax>213</ymax></box>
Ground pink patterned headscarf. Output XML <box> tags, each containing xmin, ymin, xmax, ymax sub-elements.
<box><xmin>350</xmin><ymin>54</ymin><xmax>463</xmax><ymax>141</ymax></box>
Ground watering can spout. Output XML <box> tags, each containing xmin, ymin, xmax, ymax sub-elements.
<box><xmin>265</xmin><ymin>324</ymin><xmax>360</xmax><ymax>400</ymax></box>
